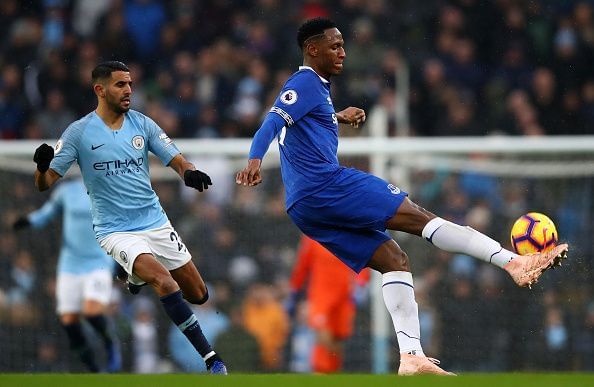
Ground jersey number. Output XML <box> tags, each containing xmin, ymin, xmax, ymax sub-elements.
<box><xmin>170</xmin><ymin>231</ymin><xmax>186</xmax><ymax>252</ymax></box>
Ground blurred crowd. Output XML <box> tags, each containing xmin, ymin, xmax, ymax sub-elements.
<box><xmin>1</xmin><ymin>0</ymin><xmax>594</xmax><ymax>374</ymax></box>
<box><xmin>0</xmin><ymin>0</ymin><xmax>594</xmax><ymax>140</ymax></box>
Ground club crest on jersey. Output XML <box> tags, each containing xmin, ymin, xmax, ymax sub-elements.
<box><xmin>387</xmin><ymin>184</ymin><xmax>401</xmax><ymax>195</ymax></box>
<box><xmin>132</xmin><ymin>135</ymin><xmax>145</xmax><ymax>150</ymax></box>
<box><xmin>280</xmin><ymin>90</ymin><xmax>298</xmax><ymax>105</ymax></box>
<box><xmin>54</xmin><ymin>139</ymin><xmax>63</xmax><ymax>154</ymax></box>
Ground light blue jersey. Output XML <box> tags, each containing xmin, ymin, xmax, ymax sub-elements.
<box><xmin>50</xmin><ymin>110</ymin><xmax>180</xmax><ymax>239</ymax></box>
<box><xmin>28</xmin><ymin>179</ymin><xmax>114</xmax><ymax>275</ymax></box>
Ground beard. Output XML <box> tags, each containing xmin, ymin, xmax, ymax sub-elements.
<box><xmin>107</xmin><ymin>96</ymin><xmax>130</xmax><ymax>114</ymax></box>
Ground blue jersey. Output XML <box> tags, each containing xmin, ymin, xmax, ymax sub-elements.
<box><xmin>50</xmin><ymin>110</ymin><xmax>180</xmax><ymax>239</ymax></box>
<box><xmin>269</xmin><ymin>66</ymin><xmax>342</xmax><ymax>208</ymax></box>
<box><xmin>28</xmin><ymin>179</ymin><xmax>114</xmax><ymax>274</ymax></box>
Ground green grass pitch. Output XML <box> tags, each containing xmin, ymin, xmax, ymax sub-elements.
<box><xmin>1</xmin><ymin>373</ymin><xmax>593</xmax><ymax>387</ymax></box>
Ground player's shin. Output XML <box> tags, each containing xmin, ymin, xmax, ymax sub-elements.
<box><xmin>160</xmin><ymin>290</ymin><xmax>214</xmax><ymax>358</ymax></box>
<box><xmin>422</xmin><ymin>217</ymin><xmax>515</xmax><ymax>267</ymax></box>
<box><xmin>62</xmin><ymin>322</ymin><xmax>100</xmax><ymax>372</ymax></box>
<box><xmin>160</xmin><ymin>289</ymin><xmax>226</xmax><ymax>373</ymax></box>
<box><xmin>381</xmin><ymin>271</ymin><xmax>424</xmax><ymax>355</ymax></box>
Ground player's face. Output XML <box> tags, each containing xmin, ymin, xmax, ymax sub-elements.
<box><xmin>316</xmin><ymin>28</ymin><xmax>345</xmax><ymax>79</ymax></box>
<box><xmin>105</xmin><ymin>71</ymin><xmax>132</xmax><ymax>114</ymax></box>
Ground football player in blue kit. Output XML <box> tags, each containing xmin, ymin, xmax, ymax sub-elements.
<box><xmin>33</xmin><ymin>61</ymin><xmax>227</xmax><ymax>374</ymax></box>
<box><xmin>236</xmin><ymin>18</ymin><xmax>568</xmax><ymax>375</ymax></box>
<box><xmin>14</xmin><ymin>178</ymin><xmax>121</xmax><ymax>373</ymax></box>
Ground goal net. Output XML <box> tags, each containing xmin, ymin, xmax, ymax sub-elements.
<box><xmin>1</xmin><ymin>136</ymin><xmax>593</xmax><ymax>373</ymax></box>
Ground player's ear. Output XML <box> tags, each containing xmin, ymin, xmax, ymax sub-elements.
<box><xmin>93</xmin><ymin>83</ymin><xmax>105</xmax><ymax>98</ymax></box>
<box><xmin>306</xmin><ymin>42</ymin><xmax>319</xmax><ymax>57</ymax></box>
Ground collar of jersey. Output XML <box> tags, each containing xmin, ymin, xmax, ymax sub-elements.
<box><xmin>298</xmin><ymin>66</ymin><xmax>330</xmax><ymax>84</ymax></box>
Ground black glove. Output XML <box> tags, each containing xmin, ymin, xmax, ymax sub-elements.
<box><xmin>184</xmin><ymin>169</ymin><xmax>212</xmax><ymax>192</ymax></box>
<box><xmin>33</xmin><ymin>143</ymin><xmax>54</xmax><ymax>173</ymax></box>
<box><xmin>13</xmin><ymin>216</ymin><xmax>31</xmax><ymax>230</ymax></box>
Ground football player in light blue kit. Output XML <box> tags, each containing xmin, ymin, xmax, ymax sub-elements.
<box><xmin>14</xmin><ymin>178</ymin><xmax>121</xmax><ymax>373</ymax></box>
<box><xmin>33</xmin><ymin>61</ymin><xmax>227</xmax><ymax>374</ymax></box>
<box><xmin>236</xmin><ymin>18</ymin><xmax>568</xmax><ymax>375</ymax></box>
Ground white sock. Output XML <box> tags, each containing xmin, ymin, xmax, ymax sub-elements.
<box><xmin>382</xmin><ymin>271</ymin><xmax>424</xmax><ymax>355</ymax></box>
<box><xmin>422</xmin><ymin>217</ymin><xmax>516</xmax><ymax>268</ymax></box>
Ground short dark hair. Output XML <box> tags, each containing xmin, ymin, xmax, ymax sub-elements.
<box><xmin>91</xmin><ymin>61</ymin><xmax>130</xmax><ymax>83</ymax></box>
<box><xmin>297</xmin><ymin>17</ymin><xmax>337</xmax><ymax>49</ymax></box>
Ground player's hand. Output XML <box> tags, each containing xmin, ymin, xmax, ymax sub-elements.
<box><xmin>12</xmin><ymin>216</ymin><xmax>31</xmax><ymax>230</ymax></box>
<box><xmin>236</xmin><ymin>159</ymin><xmax>262</xmax><ymax>187</ymax></box>
<box><xmin>184</xmin><ymin>169</ymin><xmax>212</xmax><ymax>192</ymax></box>
<box><xmin>33</xmin><ymin>143</ymin><xmax>54</xmax><ymax>173</ymax></box>
<box><xmin>336</xmin><ymin>107</ymin><xmax>366</xmax><ymax>128</ymax></box>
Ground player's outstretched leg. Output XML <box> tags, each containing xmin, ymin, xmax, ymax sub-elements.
<box><xmin>419</xmin><ymin>216</ymin><xmax>569</xmax><ymax>288</ymax></box>
<box><xmin>503</xmin><ymin>243</ymin><xmax>569</xmax><ymax>288</ymax></box>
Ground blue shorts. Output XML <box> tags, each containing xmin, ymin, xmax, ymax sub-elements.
<box><xmin>287</xmin><ymin>168</ymin><xmax>408</xmax><ymax>273</ymax></box>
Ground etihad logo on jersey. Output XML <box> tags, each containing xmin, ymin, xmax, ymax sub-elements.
<box><xmin>93</xmin><ymin>157</ymin><xmax>144</xmax><ymax>176</ymax></box>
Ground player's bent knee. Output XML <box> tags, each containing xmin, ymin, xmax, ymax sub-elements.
<box><xmin>186</xmin><ymin>289</ymin><xmax>209</xmax><ymax>305</ymax></box>
<box><xmin>149</xmin><ymin>273</ymin><xmax>178</xmax><ymax>294</ymax></box>
<box><xmin>391</xmin><ymin>250</ymin><xmax>410</xmax><ymax>271</ymax></box>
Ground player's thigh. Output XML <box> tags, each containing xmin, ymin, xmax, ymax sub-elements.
<box><xmin>144</xmin><ymin>221</ymin><xmax>192</xmax><ymax>272</ymax></box>
<box><xmin>81</xmin><ymin>269</ymin><xmax>113</xmax><ymax>314</ymax></box>
<box><xmin>289</xmin><ymin>212</ymin><xmax>391</xmax><ymax>273</ymax></box>
<box><xmin>99</xmin><ymin>232</ymin><xmax>152</xmax><ymax>284</ymax></box>
<box><xmin>385</xmin><ymin>197</ymin><xmax>437</xmax><ymax>236</ymax></box>
<box><xmin>56</xmin><ymin>273</ymin><xmax>84</xmax><ymax>315</ymax></box>
<box><xmin>170</xmin><ymin>261</ymin><xmax>207</xmax><ymax>302</ymax></box>
<box><xmin>296</xmin><ymin>170</ymin><xmax>408</xmax><ymax>230</ymax></box>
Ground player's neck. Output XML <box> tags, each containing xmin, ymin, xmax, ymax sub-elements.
<box><xmin>95</xmin><ymin>104</ymin><xmax>125</xmax><ymax>130</ymax></box>
<box><xmin>303</xmin><ymin>61</ymin><xmax>331</xmax><ymax>81</ymax></box>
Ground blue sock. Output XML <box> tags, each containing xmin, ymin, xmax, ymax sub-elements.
<box><xmin>160</xmin><ymin>290</ymin><xmax>214</xmax><ymax>358</ymax></box>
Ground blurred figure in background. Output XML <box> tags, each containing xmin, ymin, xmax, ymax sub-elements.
<box><xmin>13</xmin><ymin>178</ymin><xmax>121</xmax><ymax>372</ymax></box>
<box><xmin>242</xmin><ymin>283</ymin><xmax>289</xmax><ymax>371</ymax></box>
<box><xmin>286</xmin><ymin>235</ymin><xmax>368</xmax><ymax>373</ymax></box>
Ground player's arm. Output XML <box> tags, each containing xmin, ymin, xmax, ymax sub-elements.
<box><xmin>336</xmin><ymin>106</ymin><xmax>366</xmax><ymax>128</ymax></box>
<box><xmin>15</xmin><ymin>187</ymin><xmax>62</xmax><ymax>230</ymax></box>
<box><xmin>168</xmin><ymin>153</ymin><xmax>212</xmax><ymax>192</ymax></box>
<box><xmin>236</xmin><ymin>113</ymin><xmax>285</xmax><ymax>187</ymax></box>
<box><xmin>33</xmin><ymin>143</ymin><xmax>61</xmax><ymax>191</ymax></box>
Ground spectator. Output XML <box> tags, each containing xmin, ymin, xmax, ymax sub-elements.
<box><xmin>242</xmin><ymin>283</ymin><xmax>289</xmax><ymax>371</ymax></box>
